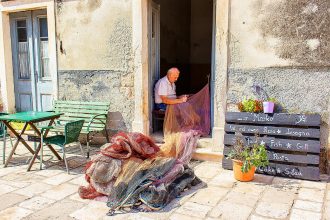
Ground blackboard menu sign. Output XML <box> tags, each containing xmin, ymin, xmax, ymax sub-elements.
<box><xmin>222</xmin><ymin>112</ymin><xmax>321</xmax><ymax>181</ymax></box>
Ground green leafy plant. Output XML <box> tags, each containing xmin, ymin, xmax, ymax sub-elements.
<box><xmin>237</xmin><ymin>99</ymin><xmax>263</xmax><ymax>113</ymax></box>
<box><xmin>267</xmin><ymin>97</ymin><xmax>277</xmax><ymax>103</ymax></box>
<box><xmin>227</xmin><ymin>133</ymin><xmax>269</xmax><ymax>173</ymax></box>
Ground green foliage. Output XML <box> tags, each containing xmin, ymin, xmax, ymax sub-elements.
<box><xmin>227</xmin><ymin>133</ymin><xmax>269</xmax><ymax>173</ymax></box>
<box><xmin>267</xmin><ymin>97</ymin><xmax>276</xmax><ymax>103</ymax></box>
<box><xmin>238</xmin><ymin>99</ymin><xmax>263</xmax><ymax>113</ymax></box>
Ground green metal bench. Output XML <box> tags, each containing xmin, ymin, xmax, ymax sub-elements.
<box><xmin>52</xmin><ymin>100</ymin><xmax>110</xmax><ymax>158</ymax></box>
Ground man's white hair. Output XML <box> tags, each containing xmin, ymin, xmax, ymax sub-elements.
<box><xmin>167</xmin><ymin>67</ymin><xmax>180</xmax><ymax>75</ymax></box>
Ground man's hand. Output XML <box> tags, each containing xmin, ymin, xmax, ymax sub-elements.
<box><xmin>180</xmin><ymin>95</ymin><xmax>188</xmax><ymax>103</ymax></box>
<box><xmin>160</xmin><ymin>95</ymin><xmax>187</xmax><ymax>104</ymax></box>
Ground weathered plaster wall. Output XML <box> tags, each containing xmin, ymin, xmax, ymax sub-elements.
<box><xmin>55</xmin><ymin>0</ymin><xmax>134</xmax><ymax>132</ymax></box>
<box><xmin>228</xmin><ymin>0</ymin><xmax>330</xmax><ymax>172</ymax></box>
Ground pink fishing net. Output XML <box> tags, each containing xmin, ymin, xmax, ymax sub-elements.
<box><xmin>164</xmin><ymin>83</ymin><xmax>210</xmax><ymax>136</ymax></box>
<box><xmin>100</xmin><ymin>132</ymin><xmax>160</xmax><ymax>159</ymax></box>
<box><xmin>156</xmin><ymin>130</ymin><xmax>200</xmax><ymax>185</ymax></box>
<box><xmin>78</xmin><ymin>132</ymin><xmax>160</xmax><ymax>199</ymax></box>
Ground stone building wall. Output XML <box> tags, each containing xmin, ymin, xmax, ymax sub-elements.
<box><xmin>227</xmin><ymin>0</ymin><xmax>330</xmax><ymax>172</ymax></box>
<box><xmin>55</xmin><ymin>0</ymin><xmax>134</xmax><ymax>133</ymax></box>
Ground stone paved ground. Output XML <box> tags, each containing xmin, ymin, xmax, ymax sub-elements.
<box><xmin>0</xmin><ymin>141</ymin><xmax>329</xmax><ymax>220</ymax></box>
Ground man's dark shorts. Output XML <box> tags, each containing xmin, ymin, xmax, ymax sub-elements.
<box><xmin>155</xmin><ymin>103</ymin><xmax>167</xmax><ymax>111</ymax></box>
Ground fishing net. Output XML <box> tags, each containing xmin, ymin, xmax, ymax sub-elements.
<box><xmin>156</xmin><ymin>130</ymin><xmax>200</xmax><ymax>185</ymax></box>
<box><xmin>78</xmin><ymin>132</ymin><xmax>160</xmax><ymax>199</ymax></box>
<box><xmin>100</xmin><ymin>132</ymin><xmax>160</xmax><ymax>159</ymax></box>
<box><xmin>106</xmin><ymin>131</ymin><xmax>202</xmax><ymax>215</ymax></box>
<box><xmin>164</xmin><ymin>83</ymin><xmax>210</xmax><ymax>136</ymax></box>
<box><xmin>78</xmin><ymin>83</ymin><xmax>210</xmax><ymax>214</ymax></box>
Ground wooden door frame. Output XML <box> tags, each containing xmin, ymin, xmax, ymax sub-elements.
<box><xmin>148</xmin><ymin>1</ymin><xmax>160</xmax><ymax>133</ymax></box>
<box><xmin>0</xmin><ymin>1</ymin><xmax>58</xmax><ymax>113</ymax></box>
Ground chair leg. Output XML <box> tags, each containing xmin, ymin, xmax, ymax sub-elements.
<box><xmin>86</xmin><ymin>133</ymin><xmax>90</xmax><ymax>159</ymax></box>
<box><xmin>79</xmin><ymin>142</ymin><xmax>84</xmax><ymax>157</ymax></box>
<box><xmin>62</xmin><ymin>146</ymin><xmax>69</xmax><ymax>174</ymax></box>
<box><xmin>9</xmin><ymin>135</ymin><xmax>13</xmax><ymax>148</ymax></box>
<box><xmin>105</xmin><ymin>129</ymin><xmax>110</xmax><ymax>143</ymax></box>
<box><xmin>2</xmin><ymin>132</ymin><xmax>6</xmax><ymax>165</ymax></box>
<box><xmin>152</xmin><ymin>116</ymin><xmax>156</xmax><ymax>133</ymax></box>
<box><xmin>33</xmin><ymin>131</ymin><xmax>37</xmax><ymax>151</ymax></box>
<box><xmin>40</xmin><ymin>134</ymin><xmax>44</xmax><ymax>170</ymax></box>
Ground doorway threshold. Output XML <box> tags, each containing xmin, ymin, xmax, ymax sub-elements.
<box><xmin>150</xmin><ymin>131</ymin><xmax>165</xmax><ymax>144</ymax></box>
<box><xmin>150</xmin><ymin>131</ymin><xmax>223</xmax><ymax>162</ymax></box>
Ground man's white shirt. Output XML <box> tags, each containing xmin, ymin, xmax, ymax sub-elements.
<box><xmin>154</xmin><ymin>76</ymin><xmax>176</xmax><ymax>104</ymax></box>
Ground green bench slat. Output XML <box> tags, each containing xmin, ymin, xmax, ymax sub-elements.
<box><xmin>54</xmin><ymin>100</ymin><xmax>110</xmax><ymax>106</ymax></box>
<box><xmin>52</xmin><ymin>100</ymin><xmax>109</xmax><ymax>134</ymax></box>
<box><xmin>58</xmin><ymin>113</ymin><xmax>106</xmax><ymax>120</ymax></box>
<box><xmin>54</xmin><ymin>105</ymin><xmax>109</xmax><ymax>111</ymax></box>
<box><xmin>59</xmin><ymin>118</ymin><xmax>106</xmax><ymax>124</ymax></box>
<box><xmin>60</xmin><ymin>119</ymin><xmax>105</xmax><ymax>128</ymax></box>
<box><xmin>54</xmin><ymin>109</ymin><xmax>108</xmax><ymax>115</ymax></box>
<box><xmin>50</xmin><ymin>127</ymin><xmax>104</xmax><ymax>133</ymax></box>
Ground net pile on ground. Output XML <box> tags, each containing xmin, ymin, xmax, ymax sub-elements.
<box><xmin>79</xmin><ymin>84</ymin><xmax>210</xmax><ymax>215</ymax></box>
<box><xmin>78</xmin><ymin>132</ymin><xmax>160</xmax><ymax>199</ymax></box>
<box><xmin>78</xmin><ymin>131</ymin><xmax>202</xmax><ymax>215</ymax></box>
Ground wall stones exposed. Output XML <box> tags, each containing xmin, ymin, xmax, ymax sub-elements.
<box><xmin>58</xmin><ymin>70</ymin><xmax>134</xmax><ymax>132</ymax></box>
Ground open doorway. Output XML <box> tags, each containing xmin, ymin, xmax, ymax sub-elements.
<box><xmin>149</xmin><ymin>0</ymin><xmax>213</xmax><ymax>137</ymax></box>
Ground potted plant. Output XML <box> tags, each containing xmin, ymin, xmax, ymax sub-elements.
<box><xmin>263</xmin><ymin>98</ymin><xmax>276</xmax><ymax>114</ymax></box>
<box><xmin>227</xmin><ymin>134</ymin><xmax>269</xmax><ymax>181</ymax></box>
<box><xmin>238</xmin><ymin>98</ymin><xmax>263</xmax><ymax>113</ymax></box>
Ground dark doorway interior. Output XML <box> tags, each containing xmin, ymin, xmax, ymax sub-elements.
<box><xmin>152</xmin><ymin>0</ymin><xmax>213</xmax><ymax>135</ymax></box>
<box><xmin>154</xmin><ymin>0</ymin><xmax>213</xmax><ymax>95</ymax></box>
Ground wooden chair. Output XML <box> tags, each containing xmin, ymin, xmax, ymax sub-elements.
<box><xmin>152</xmin><ymin>109</ymin><xmax>165</xmax><ymax>132</ymax></box>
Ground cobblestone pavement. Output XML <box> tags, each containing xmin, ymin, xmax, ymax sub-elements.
<box><xmin>0</xmin><ymin>142</ymin><xmax>329</xmax><ymax>220</ymax></box>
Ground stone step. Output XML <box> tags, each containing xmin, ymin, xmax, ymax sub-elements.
<box><xmin>193</xmin><ymin>148</ymin><xmax>223</xmax><ymax>162</ymax></box>
<box><xmin>196</xmin><ymin>137</ymin><xmax>213</xmax><ymax>148</ymax></box>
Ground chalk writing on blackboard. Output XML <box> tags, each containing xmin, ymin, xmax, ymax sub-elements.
<box><xmin>258</xmin><ymin>166</ymin><xmax>303</xmax><ymax>177</ymax></box>
<box><xmin>272</xmin><ymin>153</ymin><xmax>289</xmax><ymax>161</ymax></box>
<box><xmin>286</xmin><ymin>128</ymin><xmax>310</xmax><ymax>137</ymax></box>
<box><xmin>296</xmin><ymin>115</ymin><xmax>307</xmax><ymax>124</ymax></box>
<box><xmin>224</xmin><ymin>112</ymin><xmax>321</xmax><ymax>180</ymax></box>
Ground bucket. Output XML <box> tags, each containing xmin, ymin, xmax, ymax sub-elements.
<box><xmin>263</xmin><ymin>101</ymin><xmax>275</xmax><ymax>114</ymax></box>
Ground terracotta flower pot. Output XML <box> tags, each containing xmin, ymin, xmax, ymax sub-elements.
<box><xmin>232</xmin><ymin>159</ymin><xmax>255</xmax><ymax>182</ymax></box>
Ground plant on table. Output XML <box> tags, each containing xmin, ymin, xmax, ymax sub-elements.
<box><xmin>237</xmin><ymin>98</ymin><xmax>263</xmax><ymax>113</ymax></box>
<box><xmin>227</xmin><ymin>133</ymin><xmax>269</xmax><ymax>181</ymax></box>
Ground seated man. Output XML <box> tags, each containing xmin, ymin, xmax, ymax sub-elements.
<box><xmin>154</xmin><ymin>67</ymin><xmax>187</xmax><ymax>111</ymax></box>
